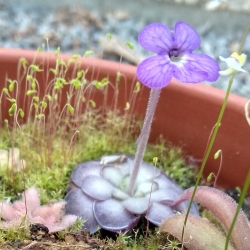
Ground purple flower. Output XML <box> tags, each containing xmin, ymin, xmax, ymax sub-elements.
<box><xmin>136</xmin><ymin>22</ymin><xmax>220</xmax><ymax>88</ymax></box>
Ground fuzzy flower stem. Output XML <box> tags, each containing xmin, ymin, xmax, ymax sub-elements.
<box><xmin>127</xmin><ymin>88</ymin><xmax>161</xmax><ymax>196</ymax></box>
<box><xmin>181</xmin><ymin>19</ymin><xmax>250</xmax><ymax>249</ymax></box>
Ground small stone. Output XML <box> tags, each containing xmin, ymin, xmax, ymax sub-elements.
<box><xmin>16</xmin><ymin>159</ymin><xmax>26</xmax><ymax>172</ymax></box>
<box><xmin>184</xmin><ymin>0</ymin><xmax>199</xmax><ymax>4</ymax></box>
<box><xmin>64</xmin><ymin>234</ymin><xmax>77</xmax><ymax>244</ymax></box>
<box><xmin>8</xmin><ymin>148</ymin><xmax>26</xmax><ymax>172</ymax></box>
<box><xmin>114</xmin><ymin>11</ymin><xmax>130</xmax><ymax>20</ymax></box>
<box><xmin>205</xmin><ymin>0</ymin><xmax>223</xmax><ymax>11</ymax></box>
<box><xmin>0</xmin><ymin>149</ymin><xmax>8</xmax><ymax>168</ymax></box>
<box><xmin>8</xmin><ymin>147</ymin><xmax>20</xmax><ymax>168</ymax></box>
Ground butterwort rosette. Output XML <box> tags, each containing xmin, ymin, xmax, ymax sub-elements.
<box><xmin>136</xmin><ymin>22</ymin><xmax>220</xmax><ymax>88</ymax></box>
<box><xmin>65</xmin><ymin>154</ymin><xmax>198</xmax><ymax>233</ymax></box>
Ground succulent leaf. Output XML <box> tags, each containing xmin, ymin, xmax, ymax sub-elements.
<box><xmin>65</xmin><ymin>154</ymin><xmax>199</xmax><ymax>233</ymax></box>
<box><xmin>160</xmin><ymin>213</ymin><xmax>235</xmax><ymax>250</ymax></box>
<box><xmin>170</xmin><ymin>186</ymin><xmax>250</xmax><ymax>249</ymax></box>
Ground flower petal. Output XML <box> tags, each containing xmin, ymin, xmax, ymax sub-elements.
<box><xmin>172</xmin><ymin>53</ymin><xmax>220</xmax><ymax>83</ymax></box>
<box><xmin>136</xmin><ymin>55</ymin><xmax>173</xmax><ymax>88</ymax></box>
<box><xmin>219</xmin><ymin>68</ymin><xmax>234</xmax><ymax>76</ymax></box>
<box><xmin>93</xmin><ymin>198</ymin><xmax>140</xmax><ymax>232</ymax></box>
<box><xmin>65</xmin><ymin>189</ymin><xmax>98</xmax><ymax>234</ymax></box>
<box><xmin>219</xmin><ymin>53</ymin><xmax>247</xmax><ymax>76</ymax></box>
<box><xmin>219</xmin><ymin>55</ymin><xmax>246</xmax><ymax>72</ymax></box>
<box><xmin>138</xmin><ymin>23</ymin><xmax>173</xmax><ymax>54</ymax></box>
<box><xmin>173</xmin><ymin>21</ymin><xmax>201</xmax><ymax>52</ymax></box>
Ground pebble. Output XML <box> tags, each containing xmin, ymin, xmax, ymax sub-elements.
<box><xmin>0</xmin><ymin>147</ymin><xmax>26</xmax><ymax>172</ymax></box>
<box><xmin>0</xmin><ymin>2</ymin><xmax>249</xmax><ymax>98</ymax></box>
<box><xmin>0</xmin><ymin>149</ymin><xmax>8</xmax><ymax>168</ymax></box>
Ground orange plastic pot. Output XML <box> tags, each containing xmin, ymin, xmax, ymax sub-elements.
<box><xmin>0</xmin><ymin>48</ymin><xmax>249</xmax><ymax>191</ymax></box>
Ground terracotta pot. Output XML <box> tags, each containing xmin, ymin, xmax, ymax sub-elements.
<box><xmin>0</xmin><ymin>48</ymin><xmax>249</xmax><ymax>191</ymax></box>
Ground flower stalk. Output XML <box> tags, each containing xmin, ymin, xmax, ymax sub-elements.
<box><xmin>129</xmin><ymin>21</ymin><xmax>219</xmax><ymax>197</ymax></box>
<box><xmin>127</xmin><ymin>88</ymin><xmax>161</xmax><ymax>196</ymax></box>
<box><xmin>181</xmin><ymin>19</ymin><xmax>250</xmax><ymax>249</ymax></box>
<box><xmin>181</xmin><ymin>70</ymin><xmax>236</xmax><ymax>245</ymax></box>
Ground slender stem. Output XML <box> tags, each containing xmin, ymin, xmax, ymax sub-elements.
<box><xmin>127</xmin><ymin>88</ymin><xmax>161</xmax><ymax>196</ymax></box>
<box><xmin>238</xmin><ymin>20</ymin><xmax>250</xmax><ymax>54</ymax></box>
<box><xmin>223</xmin><ymin>19</ymin><xmax>250</xmax><ymax>250</ymax></box>
<box><xmin>181</xmin><ymin>19</ymin><xmax>250</xmax><ymax>248</ymax></box>
<box><xmin>224</xmin><ymin>169</ymin><xmax>250</xmax><ymax>250</ymax></box>
<box><xmin>181</xmin><ymin>73</ymin><xmax>235</xmax><ymax>248</ymax></box>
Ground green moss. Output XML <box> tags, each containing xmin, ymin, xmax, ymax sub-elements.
<box><xmin>144</xmin><ymin>136</ymin><xmax>197</xmax><ymax>189</ymax></box>
<box><xmin>0</xmin><ymin>219</ymin><xmax>30</xmax><ymax>243</ymax></box>
<box><xmin>0</xmin><ymin>54</ymin><xmax>197</xmax><ymax>245</ymax></box>
<box><xmin>0</xmin><ymin>111</ymin><xmax>196</xmax><ymax>203</ymax></box>
<box><xmin>104</xmin><ymin>229</ymin><xmax>181</xmax><ymax>250</ymax></box>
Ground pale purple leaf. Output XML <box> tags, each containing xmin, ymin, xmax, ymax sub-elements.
<box><xmin>101</xmin><ymin>165</ymin><xmax>124</xmax><ymax>187</ymax></box>
<box><xmin>112</xmin><ymin>188</ymin><xmax>129</xmax><ymax>200</ymax></box>
<box><xmin>81</xmin><ymin>176</ymin><xmax>113</xmax><ymax>200</ymax></box>
<box><xmin>93</xmin><ymin>198</ymin><xmax>140</xmax><ymax>232</ymax></box>
<box><xmin>71</xmin><ymin>161</ymin><xmax>101</xmax><ymax>187</ymax></box>
<box><xmin>136</xmin><ymin>161</ymin><xmax>161</xmax><ymax>182</ymax></box>
<box><xmin>65</xmin><ymin>189</ymin><xmax>98</xmax><ymax>234</ymax></box>
<box><xmin>145</xmin><ymin>202</ymin><xmax>176</xmax><ymax>226</ymax></box>
<box><xmin>146</xmin><ymin>187</ymin><xmax>182</xmax><ymax>203</ymax></box>
<box><xmin>134</xmin><ymin>181</ymin><xmax>158</xmax><ymax>197</ymax></box>
<box><xmin>155</xmin><ymin>173</ymin><xmax>184</xmax><ymax>191</ymax></box>
<box><xmin>122</xmin><ymin>197</ymin><xmax>151</xmax><ymax>214</ymax></box>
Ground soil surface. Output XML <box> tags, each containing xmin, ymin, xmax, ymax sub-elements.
<box><xmin>1</xmin><ymin>231</ymin><xmax>104</xmax><ymax>250</ymax></box>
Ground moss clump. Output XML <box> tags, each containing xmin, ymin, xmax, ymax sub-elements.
<box><xmin>0</xmin><ymin>109</ymin><xmax>196</xmax><ymax>203</ymax></box>
<box><xmin>0</xmin><ymin>53</ymin><xmax>197</xmax><ymax>246</ymax></box>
